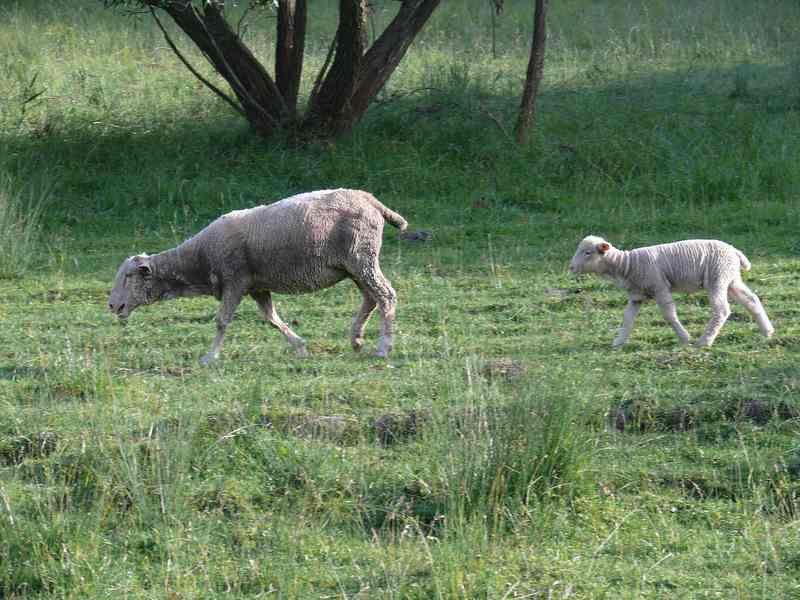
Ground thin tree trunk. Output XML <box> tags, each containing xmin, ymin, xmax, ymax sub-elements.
<box><xmin>515</xmin><ymin>0</ymin><xmax>548</xmax><ymax>144</ymax></box>
<box><xmin>348</xmin><ymin>0</ymin><xmax>442</xmax><ymax>125</ymax></box>
<box><xmin>276</xmin><ymin>0</ymin><xmax>307</xmax><ymax>120</ymax></box>
<box><xmin>163</xmin><ymin>2</ymin><xmax>288</xmax><ymax>136</ymax></box>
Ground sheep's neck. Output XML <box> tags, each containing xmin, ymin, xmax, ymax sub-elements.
<box><xmin>150</xmin><ymin>243</ymin><xmax>212</xmax><ymax>300</ymax></box>
<box><xmin>601</xmin><ymin>248</ymin><xmax>632</xmax><ymax>280</ymax></box>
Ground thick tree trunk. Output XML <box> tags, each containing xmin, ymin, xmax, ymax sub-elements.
<box><xmin>515</xmin><ymin>0</ymin><xmax>548</xmax><ymax>144</ymax></box>
<box><xmin>276</xmin><ymin>0</ymin><xmax>307</xmax><ymax>119</ymax></box>
<box><xmin>304</xmin><ymin>0</ymin><xmax>368</xmax><ymax>135</ymax></box>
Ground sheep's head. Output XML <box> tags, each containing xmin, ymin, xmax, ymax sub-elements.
<box><xmin>569</xmin><ymin>236</ymin><xmax>611</xmax><ymax>274</ymax></box>
<box><xmin>108</xmin><ymin>255</ymin><xmax>154</xmax><ymax>319</ymax></box>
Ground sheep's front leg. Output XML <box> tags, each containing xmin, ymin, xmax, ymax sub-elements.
<box><xmin>251</xmin><ymin>291</ymin><xmax>308</xmax><ymax>357</ymax></box>
<box><xmin>201</xmin><ymin>287</ymin><xmax>245</xmax><ymax>365</ymax></box>
<box><xmin>613</xmin><ymin>298</ymin><xmax>642</xmax><ymax>347</ymax></box>
<box><xmin>655</xmin><ymin>291</ymin><xmax>691</xmax><ymax>345</ymax></box>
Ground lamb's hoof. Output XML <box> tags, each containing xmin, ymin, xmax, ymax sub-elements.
<box><xmin>694</xmin><ymin>338</ymin><xmax>713</xmax><ymax>348</ymax></box>
<box><xmin>764</xmin><ymin>329</ymin><xmax>775</xmax><ymax>339</ymax></box>
<box><xmin>372</xmin><ymin>349</ymin><xmax>390</xmax><ymax>359</ymax></box>
<box><xmin>199</xmin><ymin>353</ymin><xmax>219</xmax><ymax>365</ymax></box>
<box><xmin>611</xmin><ymin>339</ymin><xmax>626</xmax><ymax>349</ymax></box>
<box><xmin>294</xmin><ymin>345</ymin><xmax>309</xmax><ymax>358</ymax></box>
<box><xmin>351</xmin><ymin>338</ymin><xmax>365</xmax><ymax>352</ymax></box>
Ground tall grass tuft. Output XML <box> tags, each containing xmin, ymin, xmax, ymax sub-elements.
<box><xmin>0</xmin><ymin>173</ymin><xmax>49</xmax><ymax>279</ymax></box>
<box><xmin>434</xmin><ymin>364</ymin><xmax>588</xmax><ymax>533</ymax></box>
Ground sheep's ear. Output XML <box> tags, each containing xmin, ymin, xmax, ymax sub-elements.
<box><xmin>597</xmin><ymin>242</ymin><xmax>610</xmax><ymax>254</ymax></box>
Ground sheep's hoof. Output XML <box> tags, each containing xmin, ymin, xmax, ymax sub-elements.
<box><xmin>611</xmin><ymin>339</ymin><xmax>627</xmax><ymax>348</ymax></box>
<box><xmin>351</xmin><ymin>337</ymin><xmax>365</xmax><ymax>352</ymax></box>
<box><xmin>294</xmin><ymin>345</ymin><xmax>309</xmax><ymax>358</ymax></box>
<box><xmin>372</xmin><ymin>349</ymin><xmax>390</xmax><ymax>359</ymax></box>
<box><xmin>694</xmin><ymin>338</ymin><xmax>713</xmax><ymax>348</ymax></box>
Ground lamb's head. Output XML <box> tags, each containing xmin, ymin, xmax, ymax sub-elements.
<box><xmin>569</xmin><ymin>235</ymin><xmax>612</xmax><ymax>274</ymax></box>
<box><xmin>108</xmin><ymin>255</ymin><xmax>155</xmax><ymax>319</ymax></box>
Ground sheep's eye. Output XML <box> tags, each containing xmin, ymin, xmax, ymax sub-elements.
<box><xmin>584</xmin><ymin>250</ymin><xmax>593</xmax><ymax>255</ymax></box>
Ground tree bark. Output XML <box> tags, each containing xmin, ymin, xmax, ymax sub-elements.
<box><xmin>304</xmin><ymin>0</ymin><xmax>368</xmax><ymax>135</ymax></box>
<box><xmin>515</xmin><ymin>0</ymin><xmax>548</xmax><ymax>144</ymax></box>
<box><xmin>276</xmin><ymin>0</ymin><xmax>307</xmax><ymax>120</ymax></box>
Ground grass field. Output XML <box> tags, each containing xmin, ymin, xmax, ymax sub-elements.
<box><xmin>2</xmin><ymin>0</ymin><xmax>800</xmax><ymax>597</ymax></box>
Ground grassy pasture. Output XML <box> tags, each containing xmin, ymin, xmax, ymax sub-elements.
<box><xmin>1</xmin><ymin>0</ymin><xmax>800</xmax><ymax>597</ymax></box>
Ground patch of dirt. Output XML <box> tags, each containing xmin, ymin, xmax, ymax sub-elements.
<box><xmin>0</xmin><ymin>431</ymin><xmax>60</xmax><ymax>465</ymax></box>
<box><xmin>480</xmin><ymin>358</ymin><xmax>526</xmax><ymax>382</ymax></box>
<box><xmin>372</xmin><ymin>409</ymin><xmax>432</xmax><ymax>446</ymax></box>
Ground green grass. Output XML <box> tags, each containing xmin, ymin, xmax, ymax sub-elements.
<box><xmin>2</xmin><ymin>0</ymin><xmax>800</xmax><ymax>597</ymax></box>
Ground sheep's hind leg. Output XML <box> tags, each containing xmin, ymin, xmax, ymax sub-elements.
<box><xmin>613</xmin><ymin>298</ymin><xmax>642</xmax><ymax>347</ymax></box>
<box><xmin>729</xmin><ymin>281</ymin><xmax>774</xmax><ymax>338</ymax></box>
<box><xmin>655</xmin><ymin>292</ymin><xmax>691</xmax><ymax>345</ymax></box>
<box><xmin>696</xmin><ymin>285</ymin><xmax>731</xmax><ymax>347</ymax></box>
<box><xmin>350</xmin><ymin>266</ymin><xmax>397</xmax><ymax>358</ymax></box>
<box><xmin>201</xmin><ymin>287</ymin><xmax>245</xmax><ymax>364</ymax></box>
<box><xmin>251</xmin><ymin>291</ymin><xmax>308</xmax><ymax>357</ymax></box>
<box><xmin>350</xmin><ymin>283</ymin><xmax>377</xmax><ymax>352</ymax></box>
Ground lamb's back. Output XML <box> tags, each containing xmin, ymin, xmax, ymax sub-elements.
<box><xmin>631</xmin><ymin>240</ymin><xmax>739</xmax><ymax>292</ymax></box>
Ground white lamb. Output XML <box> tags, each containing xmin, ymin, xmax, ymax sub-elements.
<box><xmin>569</xmin><ymin>236</ymin><xmax>774</xmax><ymax>348</ymax></box>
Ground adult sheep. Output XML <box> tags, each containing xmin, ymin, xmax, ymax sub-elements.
<box><xmin>108</xmin><ymin>189</ymin><xmax>407</xmax><ymax>363</ymax></box>
<box><xmin>569</xmin><ymin>236</ymin><xmax>774</xmax><ymax>348</ymax></box>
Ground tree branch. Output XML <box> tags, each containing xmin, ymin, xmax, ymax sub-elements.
<box><xmin>149</xmin><ymin>6</ymin><xmax>245</xmax><ymax>117</ymax></box>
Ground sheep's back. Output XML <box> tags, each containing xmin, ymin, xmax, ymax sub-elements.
<box><xmin>208</xmin><ymin>189</ymin><xmax>385</xmax><ymax>292</ymax></box>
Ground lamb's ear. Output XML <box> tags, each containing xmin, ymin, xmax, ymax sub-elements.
<box><xmin>133</xmin><ymin>256</ymin><xmax>153</xmax><ymax>278</ymax></box>
<box><xmin>138</xmin><ymin>263</ymin><xmax>152</xmax><ymax>278</ymax></box>
<box><xmin>597</xmin><ymin>242</ymin><xmax>610</xmax><ymax>254</ymax></box>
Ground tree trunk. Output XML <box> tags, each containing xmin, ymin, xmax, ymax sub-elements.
<box><xmin>140</xmin><ymin>0</ymin><xmax>443</xmax><ymax>139</ymax></box>
<box><xmin>163</xmin><ymin>2</ymin><xmax>288</xmax><ymax>136</ymax></box>
<box><xmin>304</xmin><ymin>0</ymin><xmax>368</xmax><ymax>135</ymax></box>
<box><xmin>276</xmin><ymin>0</ymin><xmax>307</xmax><ymax>120</ymax></box>
<box><xmin>515</xmin><ymin>0</ymin><xmax>548</xmax><ymax>144</ymax></box>
<box><xmin>348</xmin><ymin>0</ymin><xmax>443</xmax><ymax>126</ymax></box>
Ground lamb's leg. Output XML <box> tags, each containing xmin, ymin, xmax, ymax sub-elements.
<box><xmin>729</xmin><ymin>281</ymin><xmax>774</xmax><ymax>338</ymax></box>
<box><xmin>251</xmin><ymin>291</ymin><xmax>308</xmax><ymax>357</ymax></box>
<box><xmin>612</xmin><ymin>298</ymin><xmax>642</xmax><ymax>347</ymax></box>
<box><xmin>350</xmin><ymin>266</ymin><xmax>397</xmax><ymax>358</ymax></box>
<box><xmin>350</xmin><ymin>283</ymin><xmax>377</xmax><ymax>352</ymax></box>
<box><xmin>654</xmin><ymin>291</ymin><xmax>692</xmax><ymax>345</ymax></box>
<box><xmin>696</xmin><ymin>285</ymin><xmax>731</xmax><ymax>347</ymax></box>
<box><xmin>201</xmin><ymin>287</ymin><xmax>245</xmax><ymax>364</ymax></box>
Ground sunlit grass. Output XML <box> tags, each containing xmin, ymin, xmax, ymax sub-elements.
<box><xmin>1</xmin><ymin>0</ymin><xmax>799</xmax><ymax>597</ymax></box>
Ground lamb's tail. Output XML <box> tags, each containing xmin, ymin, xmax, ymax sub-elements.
<box><xmin>736</xmin><ymin>249</ymin><xmax>751</xmax><ymax>272</ymax></box>
<box><xmin>365</xmin><ymin>193</ymin><xmax>408</xmax><ymax>231</ymax></box>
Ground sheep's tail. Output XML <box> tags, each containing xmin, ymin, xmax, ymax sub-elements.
<box><xmin>736</xmin><ymin>249</ymin><xmax>751</xmax><ymax>272</ymax></box>
<box><xmin>366</xmin><ymin>193</ymin><xmax>408</xmax><ymax>231</ymax></box>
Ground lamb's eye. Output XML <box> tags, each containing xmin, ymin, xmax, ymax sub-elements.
<box><xmin>584</xmin><ymin>250</ymin><xmax>593</xmax><ymax>255</ymax></box>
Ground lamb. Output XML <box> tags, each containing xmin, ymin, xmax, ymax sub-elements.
<box><xmin>108</xmin><ymin>189</ymin><xmax>407</xmax><ymax>364</ymax></box>
<box><xmin>569</xmin><ymin>236</ymin><xmax>774</xmax><ymax>348</ymax></box>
